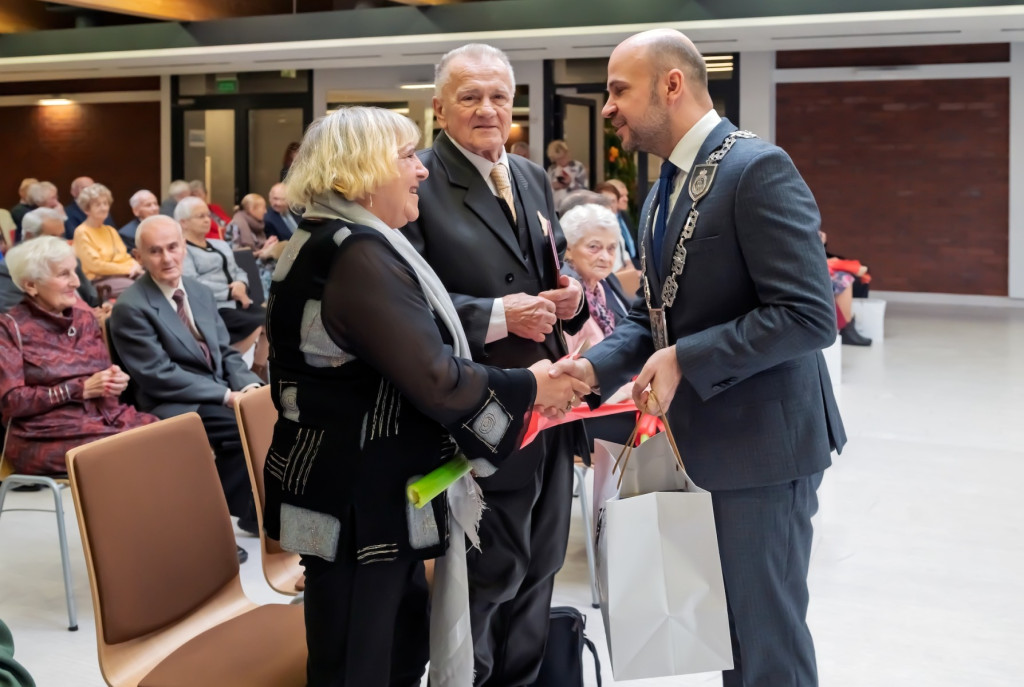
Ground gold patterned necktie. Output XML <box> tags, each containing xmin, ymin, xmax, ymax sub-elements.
<box><xmin>489</xmin><ymin>163</ymin><xmax>516</xmax><ymax>222</ymax></box>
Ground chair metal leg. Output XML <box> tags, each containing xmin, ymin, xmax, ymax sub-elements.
<box><xmin>573</xmin><ymin>464</ymin><xmax>600</xmax><ymax>608</ymax></box>
<box><xmin>0</xmin><ymin>474</ymin><xmax>78</xmax><ymax>630</ymax></box>
<box><xmin>47</xmin><ymin>480</ymin><xmax>79</xmax><ymax>631</ymax></box>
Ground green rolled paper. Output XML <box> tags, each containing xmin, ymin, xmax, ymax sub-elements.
<box><xmin>407</xmin><ymin>454</ymin><xmax>472</xmax><ymax>509</ymax></box>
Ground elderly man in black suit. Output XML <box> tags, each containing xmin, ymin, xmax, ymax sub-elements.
<box><xmin>403</xmin><ymin>43</ymin><xmax>589</xmax><ymax>686</ymax></box>
<box><xmin>109</xmin><ymin>215</ymin><xmax>262</xmax><ymax>545</ymax></box>
<box><xmin>553</xmin><ymin>29</ymin><xmax>846</xmax><ymax>686</ymax></box>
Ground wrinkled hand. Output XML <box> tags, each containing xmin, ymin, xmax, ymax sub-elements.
<box><xmin>225</xmin><ymin>391</ymin><xmax>243</xmax><ymax>408</ymax></box>
<box><xmin>541</xmin><ymin>358</ymin><xmax>598</xmax><ymax>419</ymax></box>
<box><xmin>91</xmin><ymin>302</ymin><xmax>113</xmax><ymax>325</ymax></box>
<box><xmin>528</xmin><ymin>359</ymin><xmax>592</xmax><ymax>418</ymax></box>
<box><xmin>128</xmin><ymin>262</ymin><xmax>144</xmax><ymax>279</ymax></box>
<box><xmin>228</xmin><ymin>281</ymin><xmax>251</xmax><ymax>308</ymax></box>
<box><xmin>83</xmin><ymin>365</ymin><xmax>130</xmax><ymax>399</ymax></box>
<box><xmin>503</xmin><ymin>292</ymin><xmax>557</xmax><ymax>342</ymax></box>
<box><xmin>539</xmin><ymin>275</ymin><xmax>583</xmax><ymax>320</ymax></box>
<box><xmin>632</xmin><ymin>347</ymin><xmax>682</xmax><ymax>415</ymax></box>
<box><xmin>254</xmin><ymin>236</ymin><xmax>280</xmax><ymax>260</ymax></box>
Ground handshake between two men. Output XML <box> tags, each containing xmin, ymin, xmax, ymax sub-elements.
<box><xmin>511</xmin><ymin>273</ymin><xmax>684</xmax><ymax>419</ymax></box>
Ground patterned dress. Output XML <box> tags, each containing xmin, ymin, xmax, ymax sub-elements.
<box><xmin>0</xmin><ymin>298</ymin><xmax>157</xmax><ymax>474</ymax></box>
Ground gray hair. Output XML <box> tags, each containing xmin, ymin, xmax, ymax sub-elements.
<box><xmin>188</xmin><ymin>179</ymin><xmax>206</xmax><ymax>195</ymax></box>
<box><xmin>4</xmin><ymin>236</ymin><xmax>75</xmax><ymax>291</ymax></box>
<box><xmin>557</xmin><ymin>190</ymin><xmax>615</xmax><ymax>217</ymax></box>
<box><xmin>435</xmin><ymin>43</ymin><xmax>516</xmax><ymax>98</ymax></box>
<box><xmin>26</xmin><ymin>181</ymin><xmax>56</xmax><ymax>207</ymax></box>
<box><xmin>167</xmin><ymin>179</ymin><xmax>190</xmax><ymax>199</ymax></box>
<box><xmin>21</xmin><ymin>207</ymin><xmax>65</xmax><ymax>240</ymax></box>
<box><xmin>559</xmin><ymin>203</ymin><xmax>621</xmax><ymax>247</ymax></box>
<box><xmin>136</xmin><ymin>214</ymin><xmax>183</xmax><ymax>248</ymax></box>
<box><xmin>76</xmin><ymin>183</ymin><xmax>113</xmax><ymax>212</ymax></box>
<box><xmin>173</xmin><ymin>195</ymin><xmax>207</xmax><ymax>222</ymax></box>
<box><xmin>129</xmin><ymin>189</ymin><xmax>156</xmax><ymax>210</ymax></box>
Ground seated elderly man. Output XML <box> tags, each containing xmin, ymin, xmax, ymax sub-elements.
<box><xmin>264</xmin><ymin>182</ymin><xmax>298</xmax><ymax>241</ymax></box>
<box><xmin>110</xmin><ymin>215</ymin><xmax>262</xmax><ymax>544</ymax></box>
<box><xmin>117</xmin><ymin>190</ymin><xmax>160</xmax><ymax>250</ymax></box>
<box><xmin>159</xmin><ymin>179</ymin><xmax>191</xmax><ymax>217</ymax></box>
<box><xmin>176</xmin><ymin>196</ymin><xmax>268</xmax><ymax>379</ymax></box>
<box><xmin>1</xmin><ymin>208</ymin><xmax>101</xmax><ymax>313</ymax></box>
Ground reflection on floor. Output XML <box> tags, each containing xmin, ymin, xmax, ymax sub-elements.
<box><xmin>2</xmin><ymin>301</ymin><xmax>1023</xmax><ymax>686</ymax></box>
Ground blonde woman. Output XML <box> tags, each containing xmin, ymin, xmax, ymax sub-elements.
<box><xmin>72</xmin><ymin>183</ymin><xmax>142</xmax><ymax>298</ymax></box>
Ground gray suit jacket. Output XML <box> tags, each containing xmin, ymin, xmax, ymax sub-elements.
<box><xmin>586</xmin><ymin>119</ymin><xmax>846</xmax><ymax>491</ymax></box>
<box><xmin>109</xmin><ymin>272</ymin><xmax>260</xmax><ymax>418</ymax></box>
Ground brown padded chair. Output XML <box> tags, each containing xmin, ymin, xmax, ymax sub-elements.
<box><xmin>65</xmin><ymin>413</ymin><xmax>306</xmax><ymax>687</ymax></box>
<box><xmin>233</xmin><ymin>386</ymin><xmax>304</xmax><ymax>596</ymax></box>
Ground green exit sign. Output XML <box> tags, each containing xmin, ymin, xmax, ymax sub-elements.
<box><xmin>216</xmin><ymin>78</ymin><xmax>238</xmax><ymax>94</ymax></box>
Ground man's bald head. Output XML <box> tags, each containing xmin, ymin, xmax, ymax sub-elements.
<box><xmin>616</xmin><ymin>29</ymin><xmax>710</xmax><ymax>105</ymax></box>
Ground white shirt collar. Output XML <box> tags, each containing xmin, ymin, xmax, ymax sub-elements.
<box><xmin>667</xmin><ymin>109</ymin><xmax>723</xmax><ymax>175</ymax></box>
<box><xmin>154</xmin><ymin>276</ymin><xmax>185</xmax><ymax>307</ymax></box>
<box><xmin>447</xmin><ymin>135</ymin><xmax>511</xmax><ymax>195</ymax></box>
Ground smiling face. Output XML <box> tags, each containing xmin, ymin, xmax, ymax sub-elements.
<box><xmin>26</xmin><ymin>255</ymin><xmax>80</xmax><ymax>314</ymax></box>
<box><xmin>135</xmin><ymin>218</ymin><xmax>185</xmax><ymax>288</ymax></box>
<box><xmin>602</xmin><ymin>43</ymin><xmax>673</xmax><ymax>158</ymax></box>
<box><xmin>434</xmin><ymin>56</ymin><xmax>514</xmax><ymax>162</ymax></box>
<box><xmin>368</xmin><ymin>141</ymin><xmax>429</xmax><ymax>228</ymax></box>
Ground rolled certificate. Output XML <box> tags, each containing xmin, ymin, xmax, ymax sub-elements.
<box><xmin>407</xmin><ymin>454</ymin><xmax>472</xmax><ymax>509</ymax></box>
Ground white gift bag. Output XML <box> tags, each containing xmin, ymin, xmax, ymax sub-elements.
<box><xmin>594</xmin><ymin>431</ymin><xmax>733</xmax><ymax>681</ymax></box>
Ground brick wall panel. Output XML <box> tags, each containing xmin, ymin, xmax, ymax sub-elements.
<box><xmin>777</xmin><ymin>78</ymin><xmax>1008</xmax><ymax>296</ymax></box>
<box><xmin>1</xmin><ymin>102</ymin><xmax>160</xmax><ymax>231</ymax></box>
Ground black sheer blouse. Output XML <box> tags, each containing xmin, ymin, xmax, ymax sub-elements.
<box><xmin>263</xmin><ymin>218</ymin><xmax>536</xmax><ymax>563</ymax></box>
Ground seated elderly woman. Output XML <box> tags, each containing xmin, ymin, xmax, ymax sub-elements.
<box><xmin>73</xmin><ymin>183</ymin><xmax>142</xmax><ymax>298</ymax></box>
<box><xmin>0</xmin><ymin>237</ymin><xmax>156</xmax><ymax>475</ymax></box>
<box><xmin>177</xmin><ymin>196</ymin><xmax>268</xmax><ymax>378</ymax></box>
<box><xmin>229</xmin><ymin>192</ymin><xmax>280</xmax><ymax>295</ymax></box>
<box><xmin>560</xmin><ymin>203</ymin><xmax>636</xmax><ymax>448</ymax></box>
<box><xmin>188</xmin><ymin>179</ymin><xmax>231</xmax><ymax>239</ymax></box>
<box><xmin>266</xmin><ymin>106</ymin><xmax>587</xmax><ymax>686</ymax></box>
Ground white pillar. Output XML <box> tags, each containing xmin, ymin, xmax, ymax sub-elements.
<box><xmin>1010</xmin><ymin>43</ymin><xmax>1024</xmax><ymax>299</ymax></box>
<box><xmin>738</xmin><ymin>51</ymin><xmax>775</xmax><ymax>142</ymax></box>
<box><xmin>512</xmin><ymin>60</ymin><xmax>545</xmax><ymax>163</ymax></box>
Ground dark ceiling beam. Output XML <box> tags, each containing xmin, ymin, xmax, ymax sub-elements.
<box><xmin>0</xmin><ymin>0</ymin><xmax>65</xmax><ymax>32</ymax></box>
<box><xmin>38</xmin><ymin>0</ymin><xmax>297</xmax><ymax>22</ymax></box>
<box><xmin>389</xmin><ymin>0</ymin><xmax>467</xmax><ymax>5</ymax></box>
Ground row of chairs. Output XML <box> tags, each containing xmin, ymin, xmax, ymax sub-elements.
<box><xmin>1</xmin><ymin>384</ymin><xmax>601</xmax><ymax>685</ymax></box>
<box><xmin>0</xmin><ymin>387</ymin><xmax>306</xmax><ymax>686</ymax></box>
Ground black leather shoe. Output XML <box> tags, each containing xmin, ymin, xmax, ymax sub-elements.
<box><xmin>237</xmin><ymin>545</ymin><xmax>249</xmax><ymax>564</ymax></box>
<box><xmin>840</xmin><ymin>320</ymin><xmax>872</xmax><ymax>346</ymax></box>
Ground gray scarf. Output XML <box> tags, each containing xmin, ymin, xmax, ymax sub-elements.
<box><xmin>304</xmin><ymin>190</ymin><xmax>480</xmax><ymax>686</ymax></box>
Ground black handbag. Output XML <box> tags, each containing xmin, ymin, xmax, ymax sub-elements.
<box><xmin>531</xmin><ymin>606</ymin><xmax>602</xmax><ymax>686</ymax></box>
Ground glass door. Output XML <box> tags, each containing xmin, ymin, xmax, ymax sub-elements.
<box><xmin>182</xmin><ymin>109</ymin><xmax>236</xmax><ymax>211</ymax></box>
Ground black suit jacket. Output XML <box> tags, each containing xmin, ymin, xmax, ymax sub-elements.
<box><xmin>403</xmin><ymin>132</ymin><xmax>589</xmax><ymax>487</ymax></box>
<box><xmin>587</xmin><ymin>119</ymin><xmax>846</xmax><ymax>491</ymax></box>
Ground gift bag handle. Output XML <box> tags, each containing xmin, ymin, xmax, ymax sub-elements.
<box><xmin>612</xmin><ymin>390</ymin><xmax>686</xmax><ymax>488</ymax></box>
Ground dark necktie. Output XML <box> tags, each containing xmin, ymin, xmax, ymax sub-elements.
<box><xmin>651</xmin><ymin>159</ymin><xmax>677</xmax><ymax>272</ymax></box>
<box><xmin>172</xmin><ymin>288</ymin><xmax>213</xmax><ymax>369</ymax></box>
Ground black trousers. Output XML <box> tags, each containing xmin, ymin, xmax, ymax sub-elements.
<box><xmin>713</xmin><ymin>471</ymin><xmax>823</xmax><ymax>687</ymax></box>
<box><xmin>300</xmin><ymin>517</ymin><xmax>429</xmax><ymax>687</ymax></box>
<box><xmin>467</xmin><ymin>429</ymin><xmax>575</xmax><ymax>686</ymax></box>
<box><xmin>194</xmin><ymin>403</ymin><xmax>255</xmax><ymax>522</ymax></box>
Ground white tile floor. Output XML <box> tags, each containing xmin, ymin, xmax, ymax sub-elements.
<box><xmin>2</xmin><ymin>301</ymin><xmax>1023</xmax><ymax>686</ymax></box>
